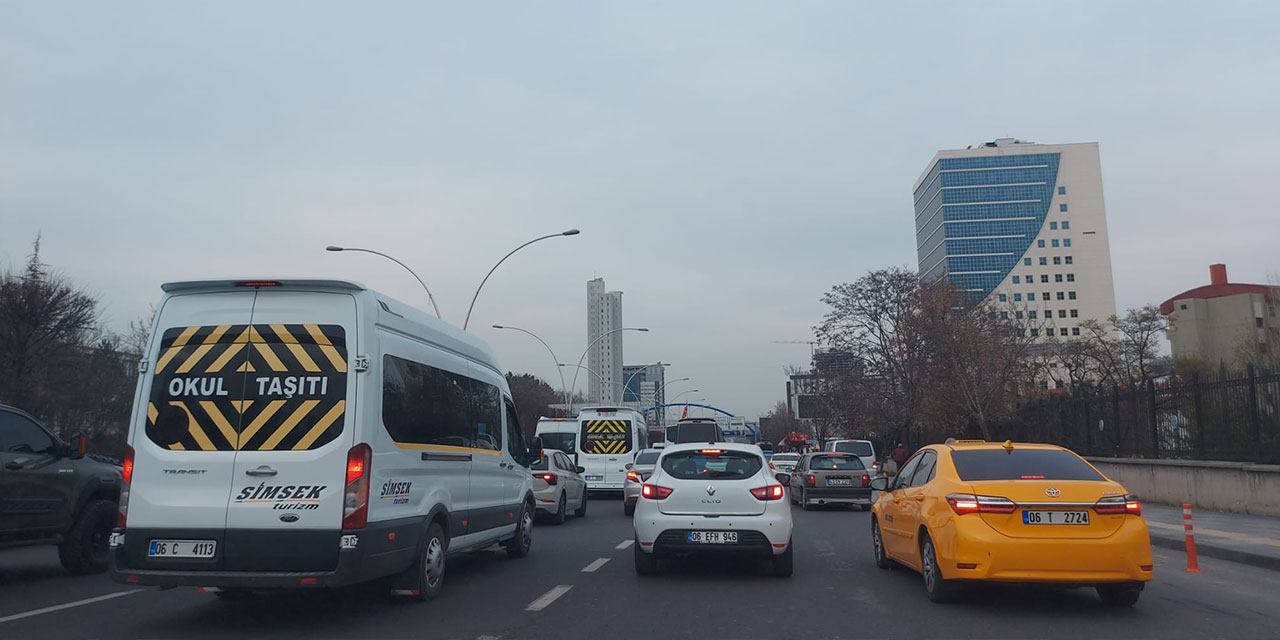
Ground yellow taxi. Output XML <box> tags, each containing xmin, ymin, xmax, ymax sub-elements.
<box><xmin>869</xmin><ymin>440</ymin><xmax>1153</xmax><ymax>605</ymax></box>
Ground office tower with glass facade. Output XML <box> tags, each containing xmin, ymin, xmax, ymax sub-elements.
<box><xmin>913</xmin><ymin>138</ymin><xmax>1117</xmax><ymax>339</ymax></box>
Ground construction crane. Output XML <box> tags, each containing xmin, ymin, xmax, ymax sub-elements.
<box><xmin>771</xmin><ymin>340</ymin><xmax>817</xmax><ymax>357</ymax></box>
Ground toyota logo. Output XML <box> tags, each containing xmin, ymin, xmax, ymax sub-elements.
<box><xmin>1045</xmin><ymin>487</ymin><xmax>1062</xmax><ymax>498</ymax></box>
<box><xmin>706</xmin><ymin>485</ymin><xmax>717</xmax><ymax>496</ymax></box>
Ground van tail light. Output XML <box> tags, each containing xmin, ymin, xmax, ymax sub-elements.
<box><xmin>861</xmin><ymin>474</ymin><xmax>870</xmax><ymax>487</ymax></box>
<box><xmin>118</xmin><ymin>445</ymin><xmax>134</xmax><ymax>527</ymax></box>
<box><xmin>626</xmin><ymin>471</ymin><xmax>641</xmax><ymax>483</ymax></box>
<box><xmin>1095</xmin><ymin>494</ymin><xmax>1141</xmax><ymax>516</ymax></box>
<box><xmin>641</xmin><ymin>484</ymin><xmax>673</xmax><ymax>500</ymax></box>
<box><xmin>807</xmin><ymin>474</ymin><xmax>816</xmax><ymax>487</ymax></box>
<box><xmin>539</xmin><ymin>473</ymin><xmax>558</xmax><ymax>485</ymax></box>
<box><xmin>945</xmin><ymin>493</ymin><xmax>1016</xmax><ymax>515</ymax></box>
<box><xmin>343</xmin><ymin>443</ymin><xmax>372</xmax><ymax>529</ymax></box>
<box><xmin>750</xmin><ymin>485</ymin><xmax>786</xmax><ymax>501</ymax></box>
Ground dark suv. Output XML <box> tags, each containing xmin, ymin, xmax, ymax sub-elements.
<box><xmin>669</xmin><ymin>418</ymin><xmax>725</xmax><ymax>444</ymax></box>
<box><xmin>0</xmin><ymin>404</ymin><xmax>122</xmax><ymax>574</ymax></box>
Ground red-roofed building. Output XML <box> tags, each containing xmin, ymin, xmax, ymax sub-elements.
<box><xmin>1160</xmin><ymin>264</ymin><xmax>1279</xmax><ymax>367</ymax></box>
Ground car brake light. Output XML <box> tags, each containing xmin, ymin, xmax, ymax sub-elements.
<box><xmin>118</xmin><ymin>445</ymin><xmax>134</xmax><ymax>527</ymax></box>
<box><xmin>945</xmin><ymin>493</ymin><xmax>1016</xmax><ymax>515</ymax></box>
<box><xmin>343</xmin><ymin>443</ymin><xmax>372</xmax><ymax>529</ymax></box>
<box><xmin>236</xmin><ymin>281</ymin><xmax>281</xmax><ymax>287</ymax></box>
<box><xmin>1095</xmin><ymin>494</ymin><xmax>1141</xmax><ymax>516</ymax></box>
<box><xmin>700</xmin><ymin>449</ymin><xmax>722</xmax><ymax>455</ymax></box>
<box><xmin>626</xmin><ymin>471</ymin><xmax>641</xmax><ymax>483</ymax></box>
<box><xmin>539</xmin><ymin>473</ymin><xmax>558</xmax><ymax>485</ymax></box>
<box><xmin>861</xmin><ymin>474</ymin><xmax>870</xmax><ymax>487</ymax></box>
<box><xmin>807</xmin><ymin>474</ymin><xmax>816</xmax><ymax>487</ymax></box>
<box><xmin>641</xmin><ymin>484</ymin><xmax>673</xmax><ymax>500</ymax></box>
<box><xmin>750</xmin><ymin>485</ymin><xmax>785</xmax><ymax>501</ymax></box>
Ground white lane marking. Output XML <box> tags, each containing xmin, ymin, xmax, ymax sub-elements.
<box><xmin>616</xmin><ymin>539</ymin><xmax>634</xmax><ymax>550</ymax></box>
<box><xmin>0</xmin><ymin>590</ymin><xmax>141</xmax><ymax>625</ymax></box>
<box><xmin>582</xmin><ymin>557</ymin><xmax>610</xmax><ymax>572</ymax></box>
<box><xmin>525</xmin><ymin>585</ymin><xmax>573</xmax><ymax>612</ymax></box>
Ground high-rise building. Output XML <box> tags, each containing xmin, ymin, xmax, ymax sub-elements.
<box><xmin>913</xmin><ymin>138</ymin><xmax>1117</xmax><ymax>338</ymax></box>
<box><xmin>622</xmin><ymin>363</ymin><xmax>666</xmax><ymax>408</ymax></box>
<box><xmin>587</xmin><ymin>278</ymin><xmax>624</xmax><ymax>403</ymax></box>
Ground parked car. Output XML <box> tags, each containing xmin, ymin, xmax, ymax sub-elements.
<box><xmin>788</xmin><ymin>452</ymin><xmax>872</xmax><ymax>510</ymax></box>
<box><xmin>622</xmin><ymin>448</ymin><xmax>663</xmax><ymax>516</ymax></box>
<box><xmin>0</xmin><ymin>404</ymin><xmax>122</xmax><ymax>574</ymax></box>
<box><xmin>532</xmin><ymin>449</ymin><xmax>588</xmax><ymax>524</ymax></box>
<box><xmin>869</xmin><ymin>440</ymin><xmax>1152</xmax><ymax>605</ymax></box>
<box><xmin>633</xmin><ymin>443</ymin><xmax>793</xmax><ymax>577</ymax></box>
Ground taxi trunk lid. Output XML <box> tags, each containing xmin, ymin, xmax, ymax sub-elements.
<box><xmin>968</xmin><ymin>480</ymin><xmax>1129</xmax><ymax>539</ymax></box>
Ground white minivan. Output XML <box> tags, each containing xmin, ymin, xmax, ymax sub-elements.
<box><xmin>577</xmin><ymin>407</ymin><xmax>648</xmax><ymax>491</ymax></box>
<box><xmin>110</xmin><ymin>279</ymin><xmax>542</xmax><ymax>600</ymax></box>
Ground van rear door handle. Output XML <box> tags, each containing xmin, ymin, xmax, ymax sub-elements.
<box><xmin>245</xmin><ymin>466</ymin><xmax>278</xmax><ymax>477</ymax></box>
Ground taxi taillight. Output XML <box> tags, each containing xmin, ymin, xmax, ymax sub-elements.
<box><xmin>117</xmin><ymin>445</ymin><xmax>134</xmax><ymax>527</ymax></box>
<box><xmin>1094</xmin><ymin>494</ymin><xmax>1142</xmax><ymax>516</ymax></box>
<box><xmin>343</xmin><ymin>443</ymin><xmax>372</xmax><ymax>529</ymax></box>
<box><xmin>946</xmin><ymin>493</ymin><xmax>1016</xmax><ymax>515</ymax></box>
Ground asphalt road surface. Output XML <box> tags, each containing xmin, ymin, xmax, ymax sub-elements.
<box><xmin>2</xmin><ymin>496</ymin><xmax>1278</xmax><ymax>639</ymax></box>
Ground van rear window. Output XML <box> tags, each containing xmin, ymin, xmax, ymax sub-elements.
<box><xmin>833</xmin><ymin>441</ymin><xmax>873</xmax><ymax>457</ymax></box>
<box><xmin>539</xmin><ymin>432</ymin><xmax>577</xmax><ymax>453</ymax></box>
<box><xmin>146</xmin><ymin>324</ymin><xmax>348</xmax><ymax>452</ymax></box>
<box><xmin>950</xmin><ymin>449</ymin><xmax>1104</xmax><ymax>482</ymax></box>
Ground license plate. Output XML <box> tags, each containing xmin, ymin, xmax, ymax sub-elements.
<box><xmin>148</xmin><ymin>539</ymin><xmax>216</xmax><ymax>558</ymax></box>
<box><xmin>687</xmin><ymin>531</ymin><xmax>738</xmax><ymax>544</ymax></box>
<box><xmin>826</xmin><ymin>478</ymin><xmax>853</xmax><ymax>486</ymax></box>
<box><xmin>585</xmin><ymin>475</ymin><xmax>604</xmax><ymax>481</ymax></box>
<box><xmin>1022</xmin><ymin>510</ymin><xmax>1090</xmax><ymax>525</ymax></box>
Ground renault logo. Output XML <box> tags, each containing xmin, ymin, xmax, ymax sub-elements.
<box><xmin>706</xmin><ymin>485</ymin><xmax>716</xmax><ymax>496</ymax></box>
<box><xmin>1045</xmin><ymin>487</ymin><xmax>1062</xmax><ymax>498</ymax></box>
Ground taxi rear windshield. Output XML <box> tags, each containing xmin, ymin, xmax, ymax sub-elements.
<box><xmin>662</xmin><ymin>450</ymin><xmax>762</xmax><ymax>480</ymax></box>
<box><xmin>950</xmin><ymin>449</ymin><xmax>1104</xmax><ymax>482</ymax></box>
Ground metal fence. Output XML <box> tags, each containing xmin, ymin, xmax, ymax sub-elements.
<box><xmin>987</xmin><ymin>364</ymin><xmax>1280</xmax><ymax>464</ymax></box>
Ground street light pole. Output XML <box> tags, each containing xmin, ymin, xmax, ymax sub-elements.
<box><xmin>569</xmin><ymin>327</ymin><xmax>649</xmax><ymax>410</ymax></box>
<box><xmin>462</xmin><ymin>229</ymin><xmax>580</xmax><ymax>330</ymax></box>
<box><xmin>657</xmin><ymin>377</ymin><xmax>691</xmax><ymax>423</ymax></box>
<box><xmin>326</xmin><ymin>246</ymin><xmax>441</xmax><ymax>319</ymax></box>
<box><xmin>493</xmin><ymin>324</ymin><xmax>569</xmax><ymax>410</ymax></box>
<box><xmin>669</xmin><ymin>389</ymin><xmax>700</xmax><ymax>424</ymax></box>
<box><xmin>620</xmin><ymin>362</ymin><xmax>668</xmax><ymax>407</ymax></box>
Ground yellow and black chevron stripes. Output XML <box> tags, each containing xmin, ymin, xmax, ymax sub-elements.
<box><xmin>146</xmin><ymin>324</ymin><xmax>348</xmax><ymax>452</ymax></box>
<box><xmin>581</xmin><ymin>419</ymin><xmax>632</xmax><ymax>455</ymax></box>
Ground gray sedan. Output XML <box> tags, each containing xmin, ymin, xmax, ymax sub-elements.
<box><xmin>787</xmin><ymin>452</ymin><xmax>873</xmax><ymax>510</ymax></box>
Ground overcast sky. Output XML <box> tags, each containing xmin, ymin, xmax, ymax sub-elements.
<box><xmin>2</xmin><ymin>2</ymin><xmax>1278</xmax><ymax>419</ymax></box>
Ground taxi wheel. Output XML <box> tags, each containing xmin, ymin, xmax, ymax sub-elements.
<box><xmin>634</xmin><ymin>539</ymin><xmax>658</xmax><ymax>575</ymax></box>
<box><xmin>920</xmin><ymin>534</ymin><xmax>958</xmax><ymax>603</ymax></box>
<box><xmin>872</xmin><ymin>519</ymin><xmax>891</xmax><ymax>570</ymax></box>
<box><xmin>1097</xmin><ymin>583</ymin><xmax>1142</xmax><ymax>607</ymax></box>
<box><xmin>551</xmin><ymin>494</ymin><xmax>567</xmax><ymax>525</ymax></box>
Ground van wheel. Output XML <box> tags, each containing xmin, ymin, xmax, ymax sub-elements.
<box><xmin>505</xmin><ymin>504</ymin><xmax>533</xmax><ymax>558</ymax></box>
<box><xmin>395</xmin><ymin>523</ymin><xmax>446</xmax><ymax>601</ymax></box>
<box><xmin>573</xmin><ymin>493</ymin><xmax>588</xmax><ymax>518</ymax></box>
<box><xmin>551</xmin><ymin>494</ymin><xmax>567</xmax><ymax>525</ymax></box>
<box><xmin>58</xmin><ymin>499</ymin><xmax>115</xmax><ymax>574</ymax></box>
<box><xmin>634</xmin><ymin>540</ymin><xmax>658</xmax><ymax>575</ymax></box>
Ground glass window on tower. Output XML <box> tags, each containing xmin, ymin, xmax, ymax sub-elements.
<box><xmin>1072</xmin><ymin>327</ymin><xmax>1081</xmax><ymax>336</ymax></box>
<box><xmin>1040</xmin><ymin>275</ymin><xmax>1049</xmax><ymax>283</ymax></box>
<box><xmin>1012</xmin><ymin>276</ymin><xmax>1020</xmax><ymax>284</ymax></box>
<box><xmin>999</xmin><ymin>294</ymin><xmax>1007</xmax><ymax>302</ymax></box>
<box><xmin>1062</xmin><ymin>221</ymin><xmax>1070</xmax><ymax>229</ymax></box>
<box><xmin>1069</xmin><ymin>291</ymin><xmax>1077</xmax><ymax>299</ymax></box>
<box><xmin>1065</xmin><ymin>256</ymin><xmax>1074</xmax><ymax>264</ymax></box>
<box><xmin>1051</xmin><ymin>239</ymin><xmax>1060</xmax><ymax>247</ymax></box>
<box><xmin>1058</xmin><ymin>186</ymin><xmax>1066</xmax><ymax>195</ymax></box>
<box><xmin>1064</xmin><ymin>239</ymin><xmax>1072</xmax><ymax>247</ymax></box>
<box><xmin>1071</xmin><ymin>309</ymin><xmax>1079</xmax><ymax>318</ymax></box>
<box><xmin>1039</xmin><ymin>257</ymin><xmax>1047</xmax><ymax>266</ymax></box>
<box><xmin>1014</xmin><ymin>293</ymin><xmax>1022</xmax><ymax>302</ymax></box>
<box><xmin>1050</xmin><ymin>222</ymin><xmax>1058</xmax><ymax>230</ymax></box>
<box><xmin>1060</xmin><ymin>328</ymin><xmax>1069</xmax><ymax>336</ymax></box>
<box><xmin>1037</xmin><ymin>240</ymin><xmax>1046</xmax><ymax>248</ymax></box>
<box><xmin>1060</xmin><ymin>204</ymin><xmax>1068</xmax><ymax>212</ymax></box>
<box><xmin>1024</xmin><ymin>258</ymin><xmax>1032</xmax><ymax>266</ymax></box>
<box><xmin>1067</xmin><ymin>274</ymin><xmax>1075</xmax><ymax>282</ymax></box>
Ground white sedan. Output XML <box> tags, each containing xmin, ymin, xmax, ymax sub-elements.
<box><xmin>633</xmin><ymin>442</ymin><xmax>793</xmax><ymax>577</ymax></box>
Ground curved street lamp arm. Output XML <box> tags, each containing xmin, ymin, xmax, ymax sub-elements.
<box><xmin>463</xmin><ymin>230</ymin><xmax>578</xmax><ymax>330</ymax></box>
<box><xmin>569</xmin><ymin>327</ymin><xmax>647</xmax><ymax>409</ymax></box>
<box><xmin>495</xmin><ymin>325</ymin><xmax>569</xmax><ymax>410</ymax></box>
<box><xmin>335</xmin><ymin>247</ymin><xmax>441</xmax><ymax>319</ymax></box>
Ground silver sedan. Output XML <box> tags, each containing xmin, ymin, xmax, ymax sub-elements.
<box><xmin>622</xmin><ymin>448</ymin><xmax>663</xmax><ymax>516</ymax></box>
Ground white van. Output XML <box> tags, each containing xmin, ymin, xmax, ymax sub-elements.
<box><xmin>109</xmin><ymin>279</ymin><xmax>542</xmax><ymax>600</ymax></box>
<box><xmin>534</xmin><ymin>417</ymin><xmax>579</xmax><ymax>457</ymax></box>
<box><xmin>576</xmin><ymin>406</ymin><xmax>648</xmax><ymax>491</ymax></box>
<box><xmin>823</xmin><ymin>439</ymin><xmax>878</xmax><ymax>476</ymax></box>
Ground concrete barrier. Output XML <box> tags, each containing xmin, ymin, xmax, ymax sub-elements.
<box><xmin>1087</xmin><ymin>457</ymin><xmax>1280</xmax><ymax>517</ymax></box>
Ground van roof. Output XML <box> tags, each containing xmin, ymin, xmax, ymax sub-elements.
<box><xmin>159</xmin><ymin>278</ymin><xmax>502</xmax><ymax>379</ymax></box>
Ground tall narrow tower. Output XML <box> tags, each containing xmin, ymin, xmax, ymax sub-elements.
<box><xmin>587</xmin><ymin>278</ymin><xmax>624</xmax><ymax>403</ymax></box>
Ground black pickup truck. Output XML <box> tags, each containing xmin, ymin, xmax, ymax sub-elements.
<box><xmin>0</xmin><ymin>404</ymin><xmax>122</xmax><ymax>574</ymax></box>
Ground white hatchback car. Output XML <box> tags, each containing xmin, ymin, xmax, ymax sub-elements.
<box><xmin>633</xmin><ymin>443</ymin><xmax>793</xmax><ymax>577</ymax></box>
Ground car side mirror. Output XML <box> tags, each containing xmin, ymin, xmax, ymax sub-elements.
<box><xmin>528</xmin><ymin>436</ymin><xmax>544</xmax><ymax>462</ymax></box>
<box><xmin>625</xmin><ymin>462</ymin><xmax>634</xmax><ymax>470</ymax></box>
<box><xmin>576</xmin><ymin>466</ymin><xmax>585</xmax><ymax>474</ymax></box>
<box><xmin>869</xmin><ymin>476</ymin><xmax>889</xmax><ymax>491</ymax></box>
<box><xmin>66</xmin><ymin>431</ymin><xmax>87</xmax><ymax>459</ymax></box>
<box><xmin>775</xmin><ymin>472</ymin><xmax>791</xmax><ymax>485</ymax></box>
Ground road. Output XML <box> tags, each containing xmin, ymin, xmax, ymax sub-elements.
<box><xmin>2</xmin><ymin>496</ymin><xmax>1279</xmax><ymax>639</ymax></box>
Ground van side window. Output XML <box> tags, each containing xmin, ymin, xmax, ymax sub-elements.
<box><xmin>504</xmin><ymin>398</ymin><xmax>529</xmax><ymax>467</ymax></box>
<box><xmin>470</xmin><ymin>382</ymin><xmax>502</xmax><ymax>451</ymax></box>
<box><xmin>382</xmin><ymin>355</ymin><xmax>492</xmax><ymax>449</ymax></box>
